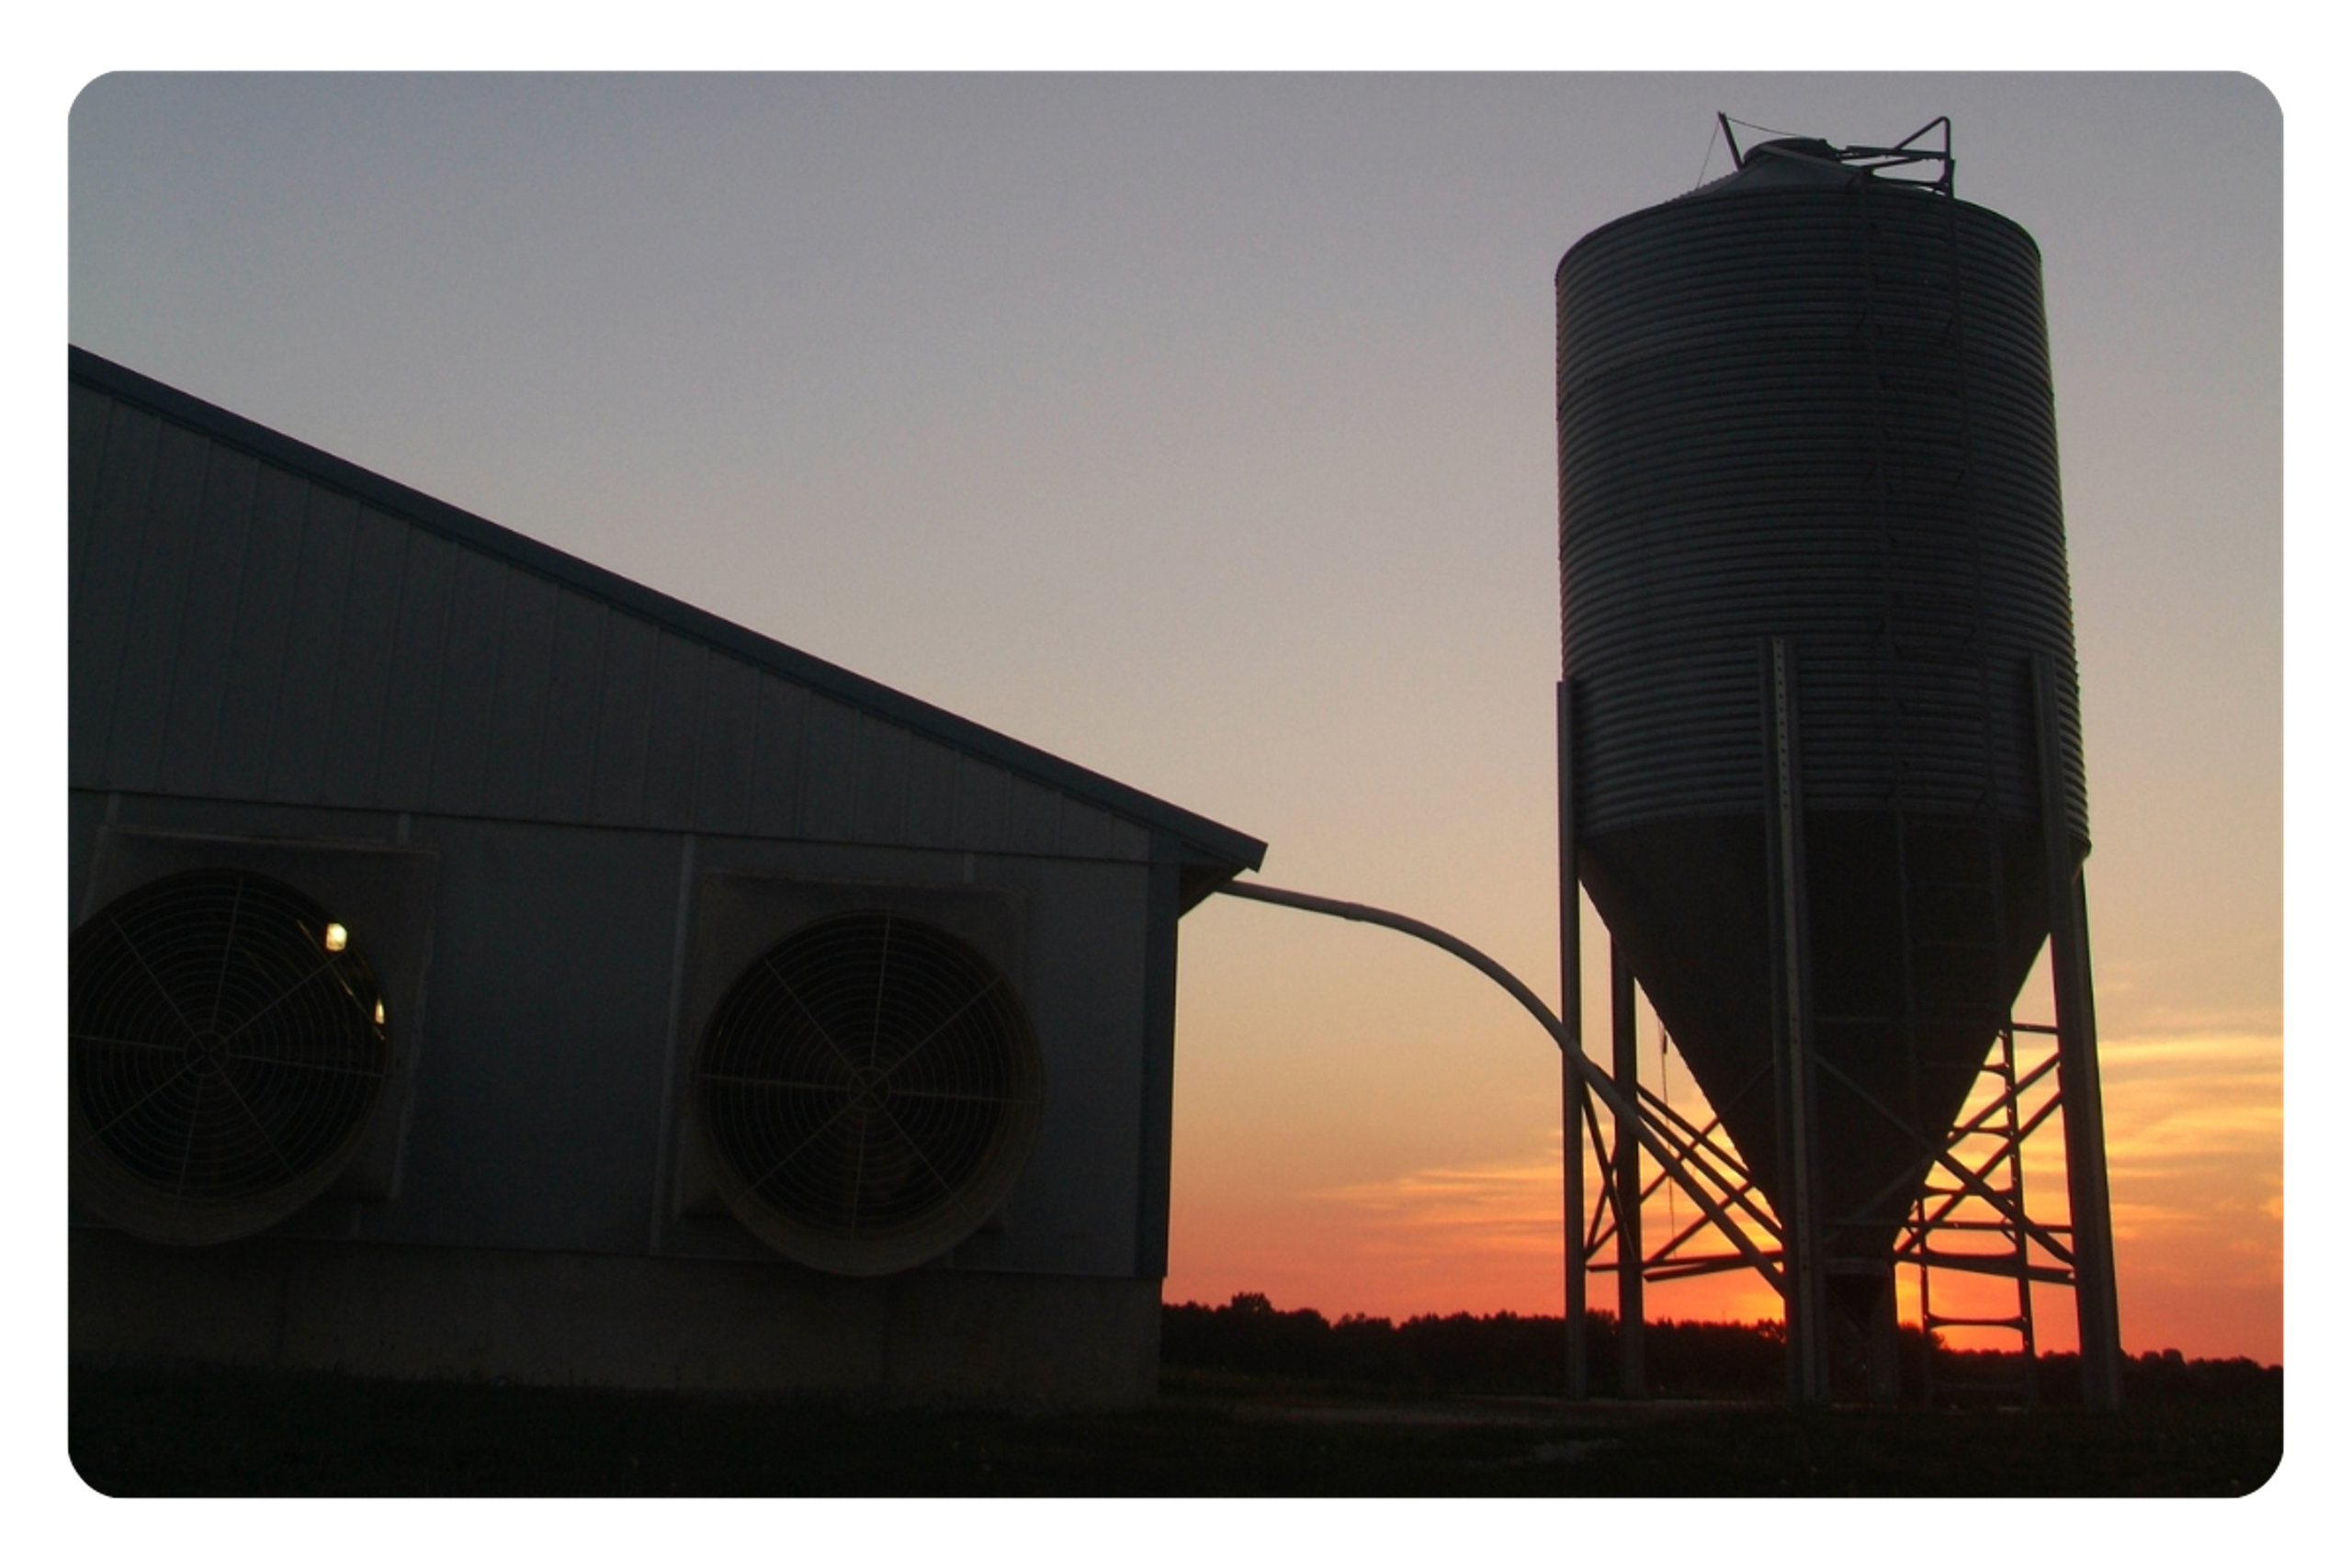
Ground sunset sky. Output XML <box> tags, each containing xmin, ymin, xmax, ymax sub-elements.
<box><xmin>64</xmin><ymin>72</ymin><xmax>2282</xmax><ymax>1363</ymax></box>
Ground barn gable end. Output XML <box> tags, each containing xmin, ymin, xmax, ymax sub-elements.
<box><xmin>68</xmin><ymin>351</ymin><xmax>1261</xmax><ymax>886</ymax></box>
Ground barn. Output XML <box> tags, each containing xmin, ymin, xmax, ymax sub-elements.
<box><xmin>67</xmin><ymin>347</ymin><xmax>1265</xmax><ymax>1405</ymax></box>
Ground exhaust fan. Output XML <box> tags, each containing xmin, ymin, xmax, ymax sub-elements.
<box><xmin>71</xmin><ymin>868</ymin><xmax>391</xmax><ymax>1245</ymax></box>
<box><xmin>691</xmin><ymin>910</ymin><xmax>1044</xmax><ymax>1276</ymax></box>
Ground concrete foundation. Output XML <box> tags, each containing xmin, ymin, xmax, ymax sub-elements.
<box><xmin>72</xmin><ymin>1229</ymin><xmax>1162</xmax><ymax>1407</ymax></box>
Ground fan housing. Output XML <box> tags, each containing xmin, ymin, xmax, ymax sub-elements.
<box><xmin>691</xmin><ymin>909</ymin><xmax>1045</xmax><ymax>1276</ymax></box>
<box><xmin>71</xmin><ymin>868</ymin><xmax>391</xmax><ymax>1245</ymax></box>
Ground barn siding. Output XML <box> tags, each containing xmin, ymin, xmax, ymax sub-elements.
<box><xmin>799</xmin><ymin>695</ymin><xmax>861</xmax><ymax>841</ymax></box>
<box><xmin>210</xmin><ymin>464</ymin><xmax>308</xmax><ymax>800</ymax></box>
<box><xmin>264</xmin><ymin>488</ymin><xmax>358</xmax><ymax>802</ymax></box>
<box><xmin>68</xmin><ymin>383</ymin><xmax>112</xmax><ymax>591</ymax></box>
<box><xmin>481</xmin><ymin>569</ymin><xmax>559</xmax><ymax>820</ymax></box>
<box><xmin>1057</xmin><ymin>797</ymin><xmax>1117</xmax><ymax>861</ymax></box>
<box><xmin>376</xmin><ymin>526</ymin><xmax>458</xmax><ymax>810</ymax></box>
<box><xmin>69</xmin><ymin>379</ymin><xmax>1168</xmax><ymax>864</ymax></box>
<box><xmin>537</xmin><ymin>592</ymin><xmax>607</xmax><ymax>821</ymax></box>
<box><xmin>903</xmin><ymin>734</ymin><xmax>960</xmax><ymax>849</ymax></box>
<box><xmin>745</xmin><ymin>673</ymin><xmax>808</xmax><ymax>840</ymax></box>
<box><xmin>319</xmin><ymin>506</ymin><xmax>411</xmax><ymax>806</ymax></box>
<box><xmin>589</xmin><ymin>612</ymin><xmax>656</xmax><ymax>827</ymax></box>
<box><xmin>426</xmin><ymin>547</ymin><xmax>510</xmax><ymax>816</ymax></box>
<box><xmin>689</xmin><ymin>649</ymin><xmax>756</xmax><ymax>838</ymax></box>
<box><xmin>853</xmin><ymin>713</ymin><xmax>911</xmax><ymax>845</ymax></box>
<box><xmin>155</xmin><ymin>444</ymin><xmax>258</xmax><ymax>795</ymax></box>
<box><xmin>70</xmin><ymin>397</ymin><xmax>156</xmax><ymax>784</ymax></box>
<box><xmin>102</xmin><ymin>422</ymin><xmax>211</xmax><ymax>793</ymax></box>
<box><xmin>643</xmin><ymin>631</ymin><xmax>708</xmax><ymax>829</ymax></box>
<box><xmin>1008</xmin><ymin>777</ymin><xmax>1061</xmax><ymax>856</ymax></box>
<box><xmin>956</xmin><ymin>751</ymin><xmax>1012</xmax><ymax>852</ymax></box>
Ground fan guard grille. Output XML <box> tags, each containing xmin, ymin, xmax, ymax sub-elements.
<box><xmin>71</xmin><ymin>869</ymin><xmax>390</xmax><ymax>1245</ymax></box>
<box><xmin>693</xmin><ymin>910</ymin><xmax>1044</xmax><ymax>1275</ymax></box>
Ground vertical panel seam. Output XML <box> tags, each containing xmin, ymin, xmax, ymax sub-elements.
<box><xmin>473</xmin><ymin>561</ymin><xmax>514</xmax><ymax>808</ymax></box>
<box><xmin>526</xmin><ymin>571</ymin><xmax>563</xmax><ymax>819</ymax></box>
<box><xmin>682</xmin><ymin>642</ymin><xmax>710</xmax><ymax>831</ymax></box>
<box><xmin>581</xmin><ymin>603</ymin><xmax>613</xmax><ymax>825</ymax></box>
<box><xmin>646</xmin><ymin>831</ymin><xmax>698</xmax><ymax>1256</ymax></box>
<box><xmin>893</xmin><ymin>723</ymin><xmax>912</xmax><ymax>844</ymax></box>
<box><xmin>96</xmin><ymin>426</ymin><xmax>173</xmax><ymax>782</ymax></box>
<box><xmin>70</xmin><ymin>392</ymin><xmax>118</xmax><ymax>628</ymax></box>
<box><xmin>1134</xmin><ymin>841</ymin><xmax>1181</xmax><ymax>1279</ymax></box>
<box><xmin>628</xmin><ymin>616</ymin><xmax>655</xmax><ymax>824</ymax></box>
<box><xmin>734</xmin><ymin>664</ymin><xmax>757</xmax><ymax>833</ymax></box>
<box><xmin>409</xmin><ymin>540</ymin><xmax>458</xmax><ymax>812</ymax></box>
<box><xmin>787</xmin><ymin>679</ymin><xmax>812</xmax><ymax>840</ymax></box>
<box><xmin>215</xmin><ymin>451</ymin><xmax>271</xmax><ymax>799</ymax></box>
<box><xmin>71</xmin><ymin>396</ymin><xmax>122</xmax><ymax>788</ymax></box>
<box><xmin>364</xmin><ymin>518</ymin><xmax>414</xmax><ymax>807</ymax></box>
<box><xmin>134</xmin><ymin>434</ymin><xmax>209</xmax><ymax>790</ymax></box>
<box><xmin>196</xmin><ymin>451</ymin><xmax>257</xmax><ymax>795</ymax></box>
<box><xmin>743</xmin><ymin>673</ymin><xmax>771</xmax><ymax>836</ymax></box>
<box><xmin>285</xmin><ymin>483</ymin><xmax>348</xmax><ymax>803</ymax></box>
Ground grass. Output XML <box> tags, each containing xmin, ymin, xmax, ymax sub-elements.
<box><xmin>70</xmin><ymin>1360</ymin><xmax>2281</xmax><ymax>1497</ymax></box>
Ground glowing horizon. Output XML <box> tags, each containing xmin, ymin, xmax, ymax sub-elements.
<box><xmin>1168</xmin><ymin>891</ymin><xmax>2282</xmax><ymax>1365</ymax></box>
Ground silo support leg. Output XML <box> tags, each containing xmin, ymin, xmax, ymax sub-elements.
<box><xmin>1868</xmin><ymin>1271</ymin><xmax>1902</xmax><ymax>1405</ymax></box>
<box><xmin>1563</xmin><ymin>1046</ymin><xmax>1588</xmax><ymax>1400</ymax></box>
<box><xmin>1611</xmin><ymin>938</ymin><xmax>1646</xmax><ymax>1399</ymax></box>
<box><xmin>2052</xmin><ymin>869</ymin><xmax>2124</xmax><ymax>1410</ymax></box>
<box><xmin>1765</xmin><ymin>637</ymin><xmax>1832</xmax><ymax>1405</ymax></box>
<box><xmin>1558</xmin><ymin>679</ymin><xmax>1589</xmax><ymax>1401</ymax></box>
<box><xmin>2032</xmin><ymin>658</ymin><xmax>2124</xmax><ymax>1413</ymax></box>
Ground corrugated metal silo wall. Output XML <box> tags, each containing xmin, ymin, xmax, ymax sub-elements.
<box><xmin>1556</xmin><ymin>172</ymin><xmax>2087</xmax><ymax>1263</ymax></box>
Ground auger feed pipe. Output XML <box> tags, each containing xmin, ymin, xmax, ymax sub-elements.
<box><xmin>1213</xmin><ymin>878</ymin><xmax>1783</xmax><ymax>1292</ymax></box>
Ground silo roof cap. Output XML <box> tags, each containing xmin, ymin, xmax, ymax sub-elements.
<box><xmin>1694</xmin><ymin>118</ymin><xmax>1958</xmax><ymax>200</ymax></box>
<box><xmin>1709</xmin><ymin>138</ymin><xmax>1878</xmax><ymax>191</ymax></box>
<box><xmin>1749</xmin><ymin>137</ymin><xmax>1846</xmax><ymax>164</ymax></box>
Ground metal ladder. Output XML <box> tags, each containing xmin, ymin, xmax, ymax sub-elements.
<box><xmin>1857</xmin><ymin>163</ymin><xmax>2041</xmax><ymax>1405</ymax></box>
<box><xmin>1913</xmin><ymin>1021</ymin><xmax>2042</xmax><ymax>1405</ymax></box>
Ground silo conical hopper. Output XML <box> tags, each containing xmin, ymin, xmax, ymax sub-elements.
<box><xmin>1555</xmin><ymin>139</ymin><xmax>2089</xmax><ymax>1338</ymax></box>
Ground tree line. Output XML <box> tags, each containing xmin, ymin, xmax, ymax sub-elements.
<box><xmin>1160</xmin><ymin>1293</ymin><xmax>2281</xmax><ymax>1404</ymax></box>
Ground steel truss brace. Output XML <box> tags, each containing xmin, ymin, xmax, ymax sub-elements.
<box><xmin>1818</xmin><ymin>1048</ymin><xmax>2078</xmax><ymax>1269</ymax></box>
<box><xmin>1575</xmin><ymin>1078</ymin><xmax>1777</xmax><ymax>1254</ymax></box>
<box><xmin>1578</xmin><ymin>1099</ymin><xmax>1781</xmax><ymax>1284</ymax></box>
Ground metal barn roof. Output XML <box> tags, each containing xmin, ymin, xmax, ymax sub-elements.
<box><xmin>69</xmin><ymin>347</ymin><xmax>1265</xmax><ymax>902</ymax></box>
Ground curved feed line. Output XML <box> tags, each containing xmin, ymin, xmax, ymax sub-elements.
<box><xmin>1213</xmin><ymin>878</ymin><xmax>1782</xmax><ymax>1293</ymax></box>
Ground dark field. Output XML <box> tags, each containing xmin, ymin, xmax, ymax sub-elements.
<box><xmin>72</xmin><ymin>1363</ymin><xmax>2280</xmax><ymax>1497</ymax></box>
<box><xmin>73</xmin><ymin>1293</ymin><xmax>2281</xmax><ymax>1496</ymax></box>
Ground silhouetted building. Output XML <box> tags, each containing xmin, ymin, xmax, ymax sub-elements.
<box><xmin>68</xmin><ymin>347</ymin><xmax>1263</xmax><ymax>1404</ymax></box>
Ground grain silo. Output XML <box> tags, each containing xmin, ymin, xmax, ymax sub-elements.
<box><xmin>1554</xmin><ymin>125</ymin><xmax>2122</xmax><ymax>1405</ymax></box>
